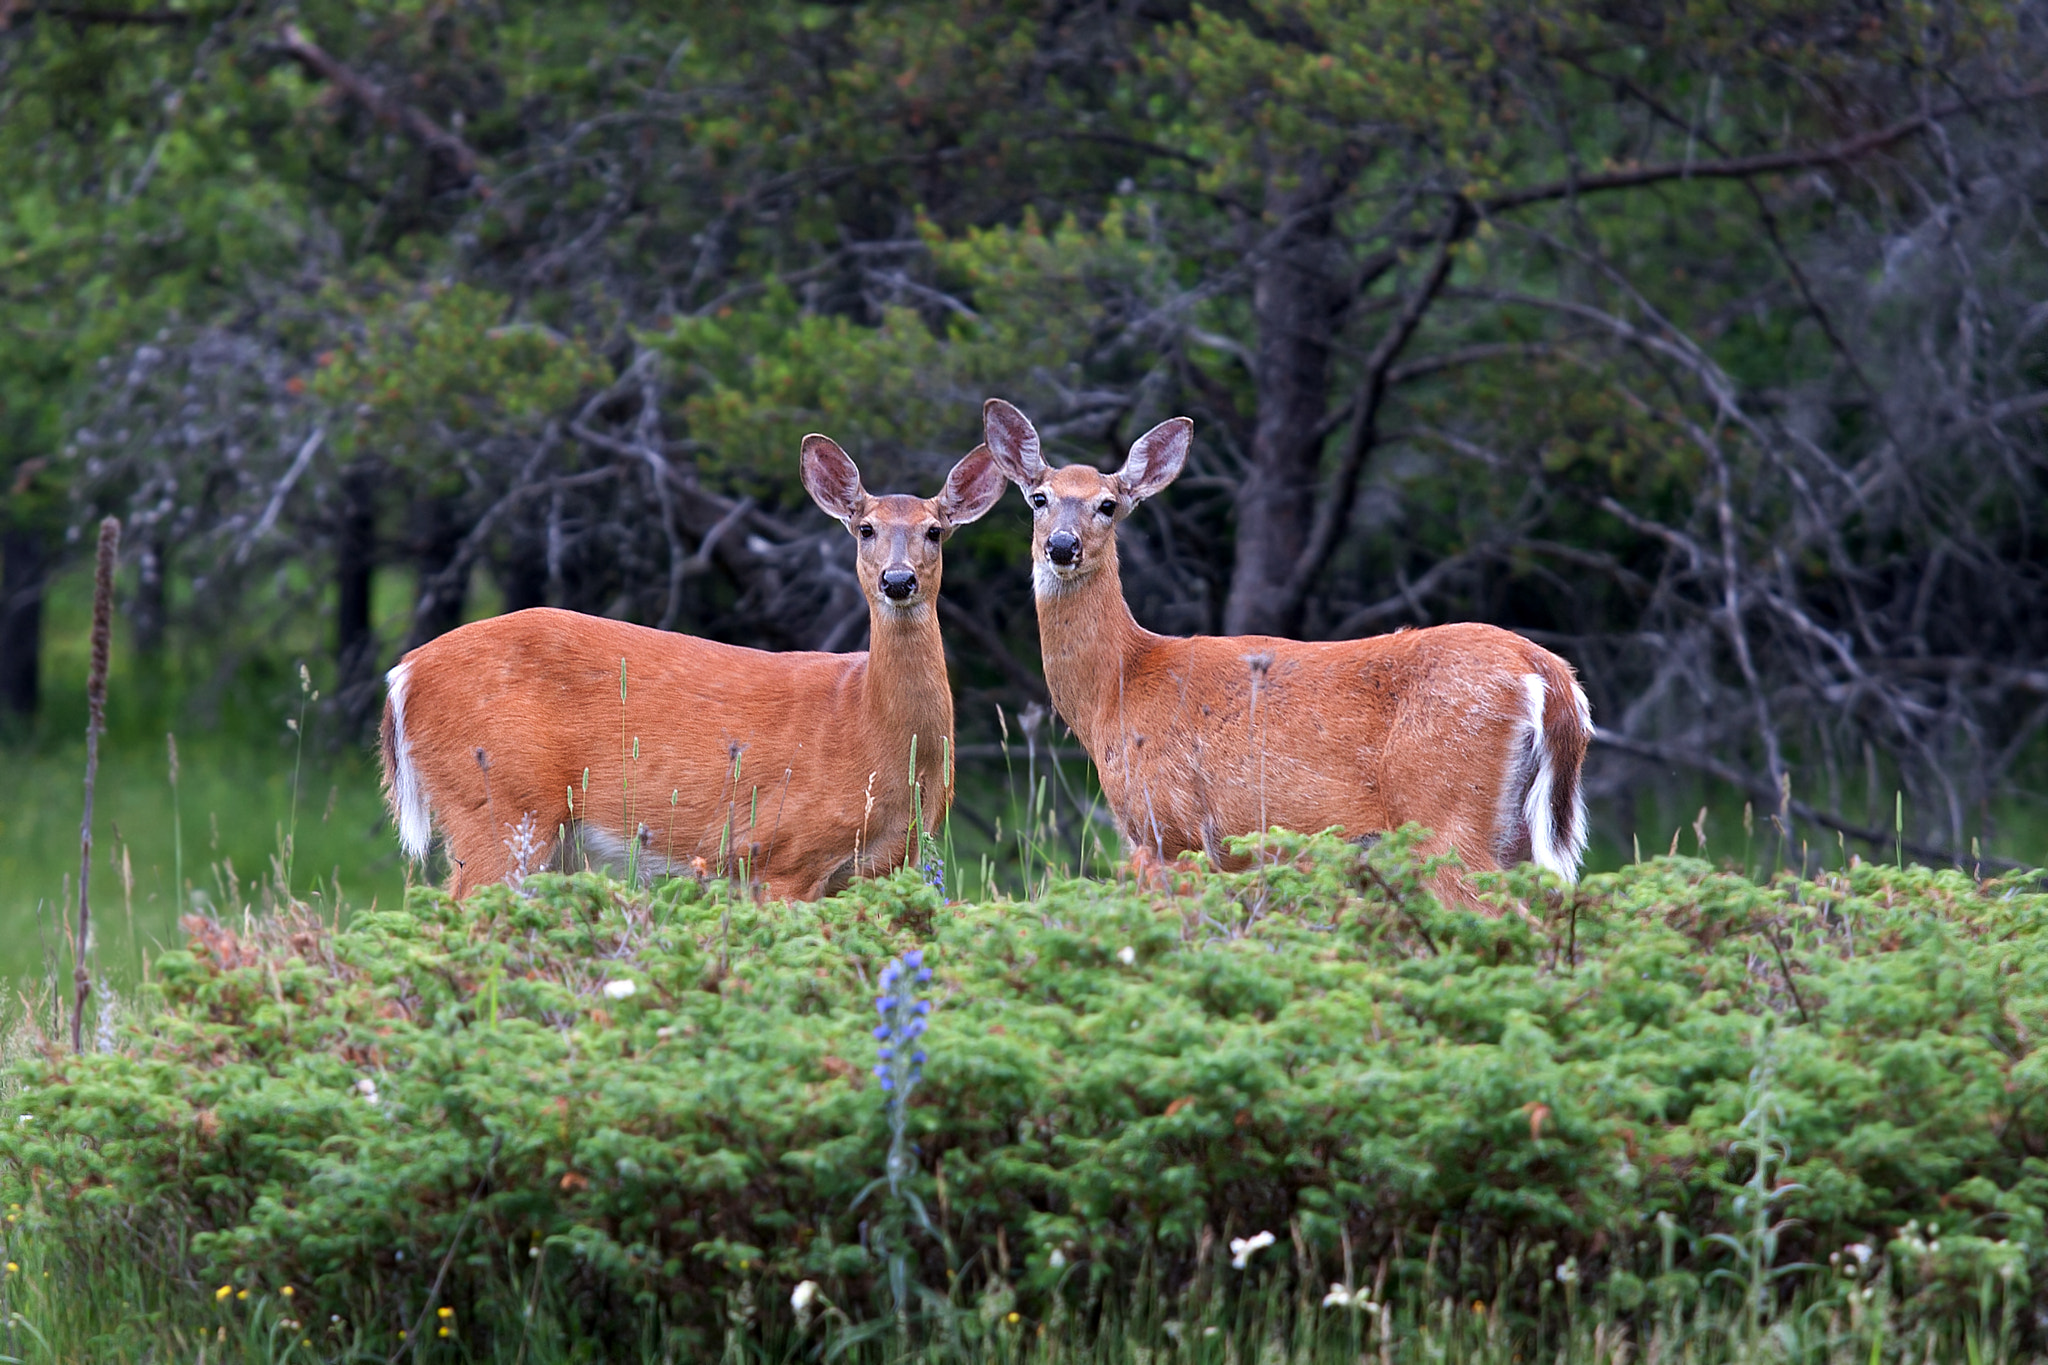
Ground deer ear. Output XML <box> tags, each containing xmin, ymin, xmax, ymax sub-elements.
<box><xmin>982</xmin><ymin>398</ymin><xmax>1046</xmax><ymax>486</ymax></box>
<box><xmin>800</xmin><ymin>434</ymin><xmax>866</xmax><ymax>525</ymax></box>
<box><xmin>1114</xmin><ymin>417</ymin><xmax>1192</xmax><ymax>503</ymax></box>
<box><xmin>936</xmin><ymin>445</ymin><xmax>1006</xmax><ymax>528</ymax></box>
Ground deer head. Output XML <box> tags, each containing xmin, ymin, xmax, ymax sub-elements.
<box><xmin>801</xmin><ymin>436</ymin><xmax>1007</xmax><ymax>615</ymax></box>
<box><xmin>981</xmin><ymin>399</ymin><xmax>1192</xmax><ymax>597</ymax></box>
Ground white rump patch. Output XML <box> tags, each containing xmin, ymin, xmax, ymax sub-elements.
<box><xmin>566</xmin><ymin>823</ymin><xmax>680</xmax><ymax>885</ymax></box>
<box><xmin>1516</xmin><ymin>673</ymin><xmax>1589</xmax><ymax>882</ymax></box>
<box><xmin>385</xmin><ymin>660</ymin><xmax>433</xmax><ymax>863</ymax></box>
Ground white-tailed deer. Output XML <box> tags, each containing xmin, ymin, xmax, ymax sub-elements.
<box><xmin>380</xmin><ymin>436</ymin><xmax>1006</xmax><ymax>900</ymax></box>
<box><xmin>982</xmin><ymin>398</ymin><xmax>1592</xmax><ymax>904</ymax></box>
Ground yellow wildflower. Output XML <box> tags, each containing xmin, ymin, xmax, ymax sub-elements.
<box><xmin>214</xmin><ymin>1284</ymin><xmax>232</xmax><ymax>1301</ymax></box>
<box><xmin>1006</xmin><ymin>1312</ymin><xmax>1020</xmax><ymax>1324</ymax></box>
<box><xmin>280</xmin><ymin>1286</ymin><xmax>294</xmax><ymax>1298</ymax></box>
<box><xmin>437</xmin><ymin>1305</ymin><xmax>454</xmax><ymax>1318</ymax></box>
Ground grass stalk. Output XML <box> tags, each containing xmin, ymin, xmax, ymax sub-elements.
<box><xmin>167</xmin><ymin>731</ymin><xmax>183</xmax><ymax>908</ymax></box>
<box><xmin>71</xmin><ymin>515</ymin><xmax>119</xmax><ymax>1054</ymax></box>
<box><xmin>283</xmin><ymin>662</ymin><xmax>313</xmax><ymax>896</ymax></box>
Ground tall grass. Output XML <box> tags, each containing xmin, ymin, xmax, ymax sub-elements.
<box><xmin>0</xmin><ymin>1218</ymin><xmax>2033</xmax><ymax>1364</ymax></box>
<box><xmin>0</xmin><ymin>568</ymin><xmax>406</xmax><ymax>988</ymax></box>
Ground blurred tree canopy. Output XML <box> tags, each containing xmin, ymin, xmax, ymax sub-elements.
<box><xmin>3</xmin><ymin>0</ymin><xmax>2045</xmax><ymax>862</ymax></box>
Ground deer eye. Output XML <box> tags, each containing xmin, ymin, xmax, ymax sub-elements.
<box><xmin>1097</xmin><ymin>499</ymin><xmax>1117</xmax><ymax>517</ymax></box>
<box><xmin>1029</xmin><ymin>493</ymin><xmax>1047</xmax><ymax>510</ymax></box>
<box><xmin>858</xmin><ymin>523</ymin><xmax>875</xmax><ymax>540</ymax></box>
<box><xmin>925</xmin><ymin>525</ymin><xmax>942</xmax><ymax>543</ymax></box>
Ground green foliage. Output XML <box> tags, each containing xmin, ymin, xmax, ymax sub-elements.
<box><xmin>5</xmin><ymin>836</ymin><xmax>2044</xmax><ymax>1353</ymax></box>
<box><xmin>657</xmin><ymin>210</ymin><xmax>1156</xmax><ymax>504</ymax></box>
<box><xmin>312</xmin><ymin>277</ymin><xmax>609</xmax><ymax>477</ymax></box>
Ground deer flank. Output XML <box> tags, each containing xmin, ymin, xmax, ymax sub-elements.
<box><xmin>982</xmin><ymin>398</ymin><xmax>1591</xmax><ymax>905</ymax></box>
<box><xmin>380</xmin><ymin>436</ymin><xmax>1005</xmax><ymax>899</ymax></box>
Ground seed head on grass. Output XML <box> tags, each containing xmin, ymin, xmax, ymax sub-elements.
<box><xmin>73</xmin><ymin>515</ymin><xmax>120</xmax><ymax>1054</ymax></box>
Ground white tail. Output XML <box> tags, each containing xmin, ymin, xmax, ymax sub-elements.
<box><xmin>383</xmin><ymin>658</ymin><xmax>432</xmax><ymax>862</ymax></box>
<box><xmin>377</xmin><ymin>437</ymin><xmax>1006</xmax><ymax>900</ymax></box>
<box><xmin>983</xmin><ymin>398</ymin><xmax>1594</xmax><ymax>906</ymax></box>
<box><xmin>1517</xmin><ymin>673</ymin><xmax>1591</xmax><ymax>881</ymax></box>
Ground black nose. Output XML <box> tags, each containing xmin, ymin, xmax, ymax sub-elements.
<box><xmin>880</xmin><ymin>568</ymin><xmax>917</xmax><ymax>601</ymax></box>
<box><xmin>1046</xmin><ymin>530</ymin><xmax>1080</xmax><ymax>566</ymax></box>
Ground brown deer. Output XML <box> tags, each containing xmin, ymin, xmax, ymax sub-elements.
<box><xmin>380</xmin><ymin>435</ymin><xmax>1006</xmax><ymax>900</ymax></box>
<box><xmin>982</xmin><ymin>398</ymin><xmax>1592</xmax><ymax>903</ymax></box>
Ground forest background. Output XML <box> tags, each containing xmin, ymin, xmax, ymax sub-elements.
<box><xmin>3</xmin><ymin>0</ymin><xmax>2047</xmax><ymax>973</ymax></box>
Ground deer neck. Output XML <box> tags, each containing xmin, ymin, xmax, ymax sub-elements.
<box><xmin>1034</xmin><ymin>542</ymin><xmax>1150</xmax><ymax>752</ymax></box>
<box><xmin>859</xmin><ymin>600</ymin><xmax>955</xmax><ymax>826</ymax></box>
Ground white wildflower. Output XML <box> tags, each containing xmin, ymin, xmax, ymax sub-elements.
<box><xmin>1048</xmin><ymin>1249</ymin><xmax>1067</xmax><ymax>1269</ymax></box>
<box><xmin>1117</xmin><ymin>945</ymin><xmax>1136</xmax><ymax>966</ymax></box>
<box><xmin>1846</xmin><ymin>1243</ymin><xmax>1873</xmax><ymax>1267</ymax></box>
<box><xmin>791</xmin><ymin>1280</ymin><xmax>819</xmax><ymax>1313</ymax></box>
<box><xmin>355</xmin><ymin>1078</ymin><xmax>379</xmax><ymax>1103</ymax></box>
<box><xmin>602</xmin><ymin>979</ymin><xmax>637</xmax><ymax>1001</ymax></box>
<box><xmin>1229</xmin><ymin>1231</ymin><xmax>1276</xmax><ymax>1269</ymax></box>
<box><xmin>1322</xmin><ymin>1285</ymin><xmax>1378</xmax><ymax>1312</ymax></box>
<box><xmin>1555</xmin><ymin>1257</ymin><xmax>1580</xmax><ymax>1285</ymax></box>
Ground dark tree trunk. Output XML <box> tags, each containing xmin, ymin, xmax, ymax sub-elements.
<box><xmin>405</xmin><ymin>492</ymin><xmax>469</xmax><ymax>651</ymax></box>
<box><xmin>496</xmin><ymin>520</ymin><xmax>550</xmax><ymax>614</ymax></box>
<box><xmin>0</xmin><ymin>525</ymin><xmax>48</xmax><ymax>721</ymax></box>
<box><xmin>335</xmin><ymin>461</ymin><xmax>380</xmax><ymax>733</ymax></box>
<box><xmin>1223</xmin><ymin>170</ymin><xmax>1340</xmax><ymax>638</ymax></box>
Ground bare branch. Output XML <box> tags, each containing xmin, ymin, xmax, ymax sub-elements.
<box><xmin>1481</xmin><ymin>78</ymin><xmax>2048</xmax><ymax>215</ymax></box>
<box><xmin>1278</xmin><ymin>199</ymin><xmax>1471</xmax><ymax>626</ymax></box>
<box><xmin>274</xmin><ymin>24</ymin><xmax>481</xmax><ymax>184</ymax></box>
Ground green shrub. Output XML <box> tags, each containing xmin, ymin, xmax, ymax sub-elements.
<box><xmin>4</xmin><ymin>833</ymin><xmax>2044</xmax><ymax>1356</ymax></box>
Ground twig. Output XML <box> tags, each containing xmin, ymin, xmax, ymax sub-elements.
<box><xmin>275</xmin><ymin>24</ymin><xmax>481</xmax><ymax>184</ymax></box>
<box><xmin>1361</xmin><ymin>860</ymin><xmax>1436</xmax><ymax>956</ymax></box>
<box><xmin>73</xmin><ymin>516</ymin><xmax>118</xmax><ymax>1054</ymax></box>
<box><xmin>235</xmin><ymin>427</ymin><xmax>322</xmax><ymax>565</ymax></box>
<box><xmin>1763</xmin><ymin>922</ymin><xmax>1811</xmax><ymax>1026</ymax></box>
<box><xmin>386</xmin><ymin>1134</ymin><xmax>503</xmax><ymax>1365</ymax></box>
<box><xmin>1566</xmin><ymin>890</ymin><xmax>1577</xmax><ymax>975</ymax></box>
<box><xmin>1480</xmin><ymin>78</ymin><xmax>2048</xmax><ymax>214</ymax></box>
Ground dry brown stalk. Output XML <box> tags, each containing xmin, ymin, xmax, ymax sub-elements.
<box><xmin>73</xmin><ymin>515</ymin><xmax>119</xmax><ymax>1054</ymax></box>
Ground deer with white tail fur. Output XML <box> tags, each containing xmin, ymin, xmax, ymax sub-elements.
<box><xmin>982</xmin><ymin>398</ymin><xmax>1592</xmax><ymax>906</ymax></box>
<box><xmin>380</xmin><ymin>435</ymin><xmax>1006</xmax><ymax>900</ymax></box>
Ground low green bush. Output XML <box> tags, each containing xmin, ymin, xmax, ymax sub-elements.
<box><xmin>4</xmin><ymin>833</ymin><xmax>2044</xmax><ymax>1357</ymax></box>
